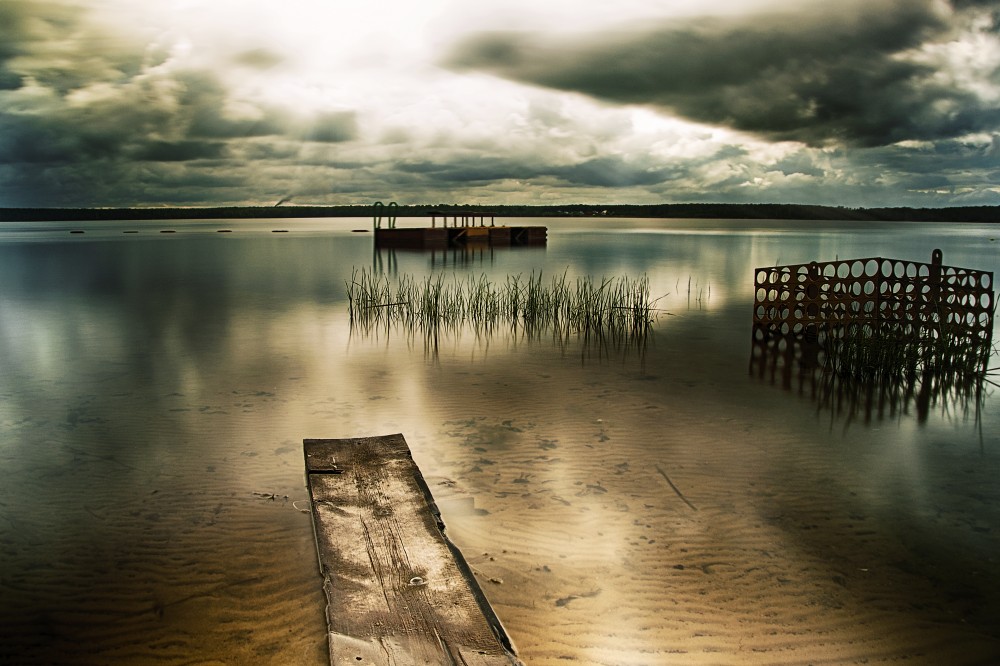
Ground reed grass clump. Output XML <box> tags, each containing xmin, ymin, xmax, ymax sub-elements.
<box><xmin>345</xmin><ymin>268</ymin><xmax>659</xmax><ymax>338</ymax></box>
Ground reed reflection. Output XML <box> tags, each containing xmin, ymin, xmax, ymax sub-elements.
<box><xmin>750</xmin><ymin>250</ymin><xmax>996</xmax><ymax>425</ymax></box>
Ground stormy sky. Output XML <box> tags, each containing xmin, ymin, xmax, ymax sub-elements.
<box><xmin>1</xmin><ymin>0</ymin><xmax>999</xmax><ymax>208</ymax></box>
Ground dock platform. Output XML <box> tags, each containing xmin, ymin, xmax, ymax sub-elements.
<box><xmin>304</xmin><ymin>434</ymin><xmax>521</xmax><ymax>665</ymax></box>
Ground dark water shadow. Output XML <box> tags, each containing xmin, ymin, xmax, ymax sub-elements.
<box><xmin>749</xmin><ymin>321</ymin><xmax>995</xmax><ymax>429</ymax></box>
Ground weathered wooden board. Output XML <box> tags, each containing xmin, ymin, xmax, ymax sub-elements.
<box><xmin>304</xmin><ymin>434</ymin><xmax>521</xmax><ymax>666</ymax></box>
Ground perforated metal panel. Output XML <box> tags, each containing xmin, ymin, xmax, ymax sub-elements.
<box><xmin>752</xmin><ymin>250</ymin><xmax>994</xmax><ymax>342</ymax></box>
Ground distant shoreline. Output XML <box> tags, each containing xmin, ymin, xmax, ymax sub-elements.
<box><xmin>1</xmin><ymin>203</ymin><xmax>998</xmax><ymax>223</ymax></box>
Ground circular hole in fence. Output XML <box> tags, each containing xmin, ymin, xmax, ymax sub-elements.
<box><xmin>824</xmin><ymin>264</ymin><xmax>837</xmax><ymax>277</ymax></box>
<box><xmin>756</xmin><ymin>287</ymin><xmax>767</xmax><ymax>301</ymax></box>
<box><xmin>806</xmin><ymin>284</ymin><xmax>819</xmax><ymax>299</ymax></box>
<box><xmin>982</xmin><ymin>293</ymin><xmax>993</xmax><ymax>309</ymax></box>
<box><xmin>893</xmin><ymin>261</ymin><xmax>905</xmax><ymax>278</ymax></box>
<box><xmin>918</xmin><ymin>265</ymin><xmax>930</xmax><ymax>278</ymax></box>
<box><xmin>756</xmin><ymin>270</ymin><xmax>769</xmax><ymax>284</ymax></box>
<box><xmin>807</xmin><ymin>303</ymin><xmax>819</xmax><ymax>317</ymax></box>
<box><xmin>982</xmin><ymin>274</ymin><xmax>992</xmax><ymax>289</ymax></box>
<box><xmin>837</xmin><ymin>263</ymin><xmax>850</xmax><ymax>278</ymax></box>
<box><xmin>863</xmin><ymin>280</ymin><xmax>876</xmax><ymax>295</ymax></box>
<box><xmin>906</xmin><ymin>263</ymin><xmax>917</xmax><ymax>278</ymax></box>
<box><xmin>865</xmin><ymin>260</ymin><xmax>879</xmax><ymax>277</ymax></box>
<box><xmin>881</xmin><ymin>259</ymin><xmax>893</xmax><ymax>276</ymax></box>
<box><xmin>851</xmin><ymin>282</ymin><xmax>862</xmax><ymax>296</ymax></box>
<box><xmin>780</xmin><ymin>323</ymin><xmax>790</xmax><ymax>335</ymax></box>
<box><xmin>851</xmin><ymin>261</ymin><xmax>864</xmax><ymax>278</ymax></box>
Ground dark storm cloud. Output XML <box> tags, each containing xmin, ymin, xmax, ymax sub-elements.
<box><xmin>398</xmin><ymin>154</ymin><xmax>680</xmax><ymax>189</ymax></box>
<box><xmin>398</xmin><ymin>157</ymin><xmax>546</xmax><ymax>183</ymax></box>
<box><xmin>0</xmin><ymin>69</ymin><xmax>249</xmax><ymax>165</ymax></box>
<box><xmin>446</xmin><ymin>0</ymin><xmax>1000</xmax><ymax>147</ymax></box>
<box><xmin>552</xmin><ymin>157</ymin><xmax>680</xmax><ymax>187</ymax></box>
<box><xmin>0</xmin><ymin>0</ymin><xmax>74</xmax><ymax>90</ymax></box>
<box><xmin>179</xmin><ymin>72</ymin><xmax>287</xmax><ymax>139</ymax></box>
<box><xmin>298</xmin><ymin>111</ymin><xmax>358</xmax><ymax>143</ymax></box>
<box><xmin>131</xmin><ymin>140</ymin><xmax>227</xmax><ymax>162</ymax></box>
<box><xmin>0</xmin><ymin>1</ymin><xmax>146</xmax><ymax>94</ymax></box>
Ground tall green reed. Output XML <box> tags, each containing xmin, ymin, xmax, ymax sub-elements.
<box><xmin>346</xmin><ymin>268</ymin><xmax>659</xmax><ymax>340</ymax></box>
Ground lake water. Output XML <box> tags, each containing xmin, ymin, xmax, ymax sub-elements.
<box><xmin>1</xmin><ymin>217</ymin><xmax>998</xmax><ymax>665</ymax></box>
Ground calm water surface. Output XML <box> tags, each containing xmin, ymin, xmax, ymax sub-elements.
<box><xmin>1</xmin><ymin>217</ymin><xmax>998</xmax><ymax>664</ymax></box>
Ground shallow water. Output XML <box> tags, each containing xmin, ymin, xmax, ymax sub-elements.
<box><xmin>1</xmin><ymin>217</ymin><xmax>998</xmax><ymax>664</ymax></box>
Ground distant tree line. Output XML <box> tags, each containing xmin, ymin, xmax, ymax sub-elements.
<box><xmin>1</xmin><ymin>203</ymin><xmax>998</xmax><ymax>223</ymax></box>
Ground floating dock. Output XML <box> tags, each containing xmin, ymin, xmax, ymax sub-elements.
<box><xmin>304</xmin><ymin>434</ymin><xmax>521</xmax><ymax>666</ymax></box>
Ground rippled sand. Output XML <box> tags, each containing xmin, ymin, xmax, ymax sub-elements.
<box><xmin>0</xmin><ymin>396</ymin><xmax>329</xmax><ymax>665</ymax></box>
<box><xmin>421</xmin><ymin>379</ymin><xmax>1000</xmax><ymax>665</ymax></box>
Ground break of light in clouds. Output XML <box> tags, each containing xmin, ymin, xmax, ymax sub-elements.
<box><xmin>1</xmin><ymin>0</ymin><xmax>999</xmax><ymax>208</ymax></box>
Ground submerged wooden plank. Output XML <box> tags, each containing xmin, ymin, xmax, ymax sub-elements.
<box><xmin>304</xmin><ymin>434</ymin><xmax>521</xmax><ymax>666</ymax></box>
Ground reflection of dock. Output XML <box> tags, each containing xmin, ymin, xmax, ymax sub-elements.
<box><xmin>375</xmin><ymin>226</ymin><xmax>547</xmax><ymax>248</ymax></box>
<box><xmin>304</xmin><ymin>434</ymin><xmax>521</xmax><ymax>665</ymax></box>
<box><xmin>375</xmin><ymin>214</ymin><xmax>546</xmax><ymax>249</ymax></box>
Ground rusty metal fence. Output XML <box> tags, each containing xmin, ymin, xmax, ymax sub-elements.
<box><xmin>752</xmin><ymin>249</ymin><xmax>994</xmax><ymax>342</ymax></box>
<box><xmin>750</xmin><ymin>250</ymin><xmax>996</xmax><ymax>422</ymax></box>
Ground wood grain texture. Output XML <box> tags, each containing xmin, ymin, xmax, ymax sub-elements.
<box><xmin>305</xmin><ymin>435</ymin><xmax>521</xmax><ymax>666</ymax></box>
